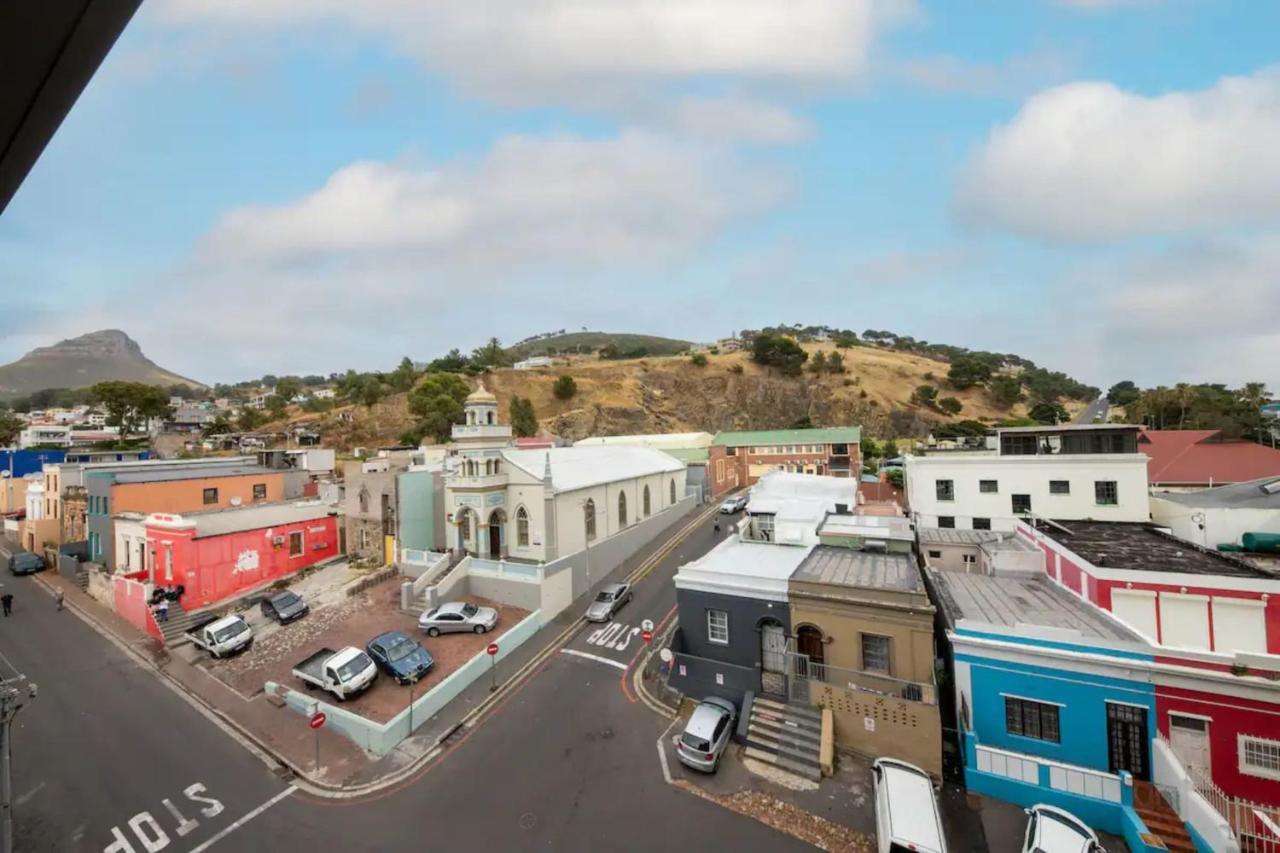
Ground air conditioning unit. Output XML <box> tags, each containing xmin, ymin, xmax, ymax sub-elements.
<box><xmin>272</xmin><ymin>535</ymin><xmax>285</xmax><ymax>545</ymax></box>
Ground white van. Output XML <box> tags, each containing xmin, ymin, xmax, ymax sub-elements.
<box><xmin>872</xmin><ymin>758</ymin><xmax>947</xmax><ymax>853</ymax></box>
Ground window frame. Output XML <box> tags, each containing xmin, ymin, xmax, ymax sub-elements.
<box><xmin>1049</xmin><ymin>480</ymin><xmax>1071</xmax><ymax>495</ymax></box>
<box><xmin>938</xmin><ymin>516</ymin><xmax>956</xmax><ymax>529</ymax></box>
<box><xmin>707</xmin><ymin>609</ymin><xmax>729</xmax><ymax>645</ymax></box>
<box><xmin>935</xmin><ymin>479</ymin><xmax>955</xmax><ymax>502</ymax></box>
<box><xmin>1012</xmin><ymin>494</ymin><xmax>1032</xmax><ymax>515</ymax></box>
<box><xmin>289</xmin><ymin>531</ymin><xmax>304</xmax><ymax>557</ymax></box>
<box><xmin>972</xmin><ymin>517</ymin><xmax>992</xmax><ymax>530</ymax></box>
<box><xmin>1095</xmin><ymin>480</ymin><xmax>1119</xmax><ymax>506</ymax></box>
<box><xmin>202</xmin><ymin>487</ymin><xmax>218</xmax><ymax>506</ymax></box>
<box><xmin>252</xmin><ymin>483</ymin><xmax>267</xmax><ymax>500</ymax></box>
<box><xmin>516</xmin><ymin>506</ymin><xmax>530</xmax><ymax>547</ymax></box>
<box><xmin>1239</xmin><ymin>734</ymin><xmax>1280</xmax><ymax>781</ymax></box>
<box><xmin>979</xmin><ymin>479</ymin><xmax>998</xmax><ymax>494</ymax></box>
<box><xmin>1004</xmin><ymin>695</ymin><xmax>1062</xmax><ymax>744</ymax></box>
<box><xmin>860</xmin><ymin>633</ymin><xmax>892</xmax><ymax>675</ymax></box>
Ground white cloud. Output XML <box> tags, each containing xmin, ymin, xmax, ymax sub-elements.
<box><xmin>652</xmin><ymin>96</ymin><xmax>813</xmax><ymax>143</ymax></box>
<box><xmin>201</xmin><ymin>131</ymin><xmax>786</xmax><ymax>268</ymax></box>
<box><xmin>888</xmin><ymin>48</ymin><xmax>1075</xmax><ymax>97</ymax></box>
<box><xmin>955</xmin><ymin>67</ymin><xmax>1280</xmax><ymax>241</ymax></box>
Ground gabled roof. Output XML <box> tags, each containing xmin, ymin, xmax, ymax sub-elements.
<box><xmin>501</xmin><ymin>446</ymin><xmax>684</xmax><ymax>492</ymax></box>
<box><xmin>1156</xmin><ymin>476</ymin><xmax>1280</xmax><ymax>509</ymax></box>
<box><xmin>1139</xmin><ymin>429</ymin><xmax>1280</xmax><ymax>485</ymax></box>
<box><xmin>712</xmin><ymin>426</ymin><xmax>861</xmax><ymax>446</ymax></box>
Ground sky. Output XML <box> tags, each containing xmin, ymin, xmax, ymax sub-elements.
<box><xmin>3</xmin><ymin>0</ymin><xmax>1279</xmax><ymax>390</ymax></box>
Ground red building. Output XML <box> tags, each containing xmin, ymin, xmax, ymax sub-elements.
<box><xmin>144</xmin><ymin>500</ymin><xmax>339</xmax><ymax>609</ymax></box>
<box><xmin>708</xmin><ymin>427</ymin><xmax>861</xmax><ymax>498</ymax></box>
<box><xmin>1140</xmin><ymin>428</ymin><xmax>1280</xmax><ymax>488</ymax></box>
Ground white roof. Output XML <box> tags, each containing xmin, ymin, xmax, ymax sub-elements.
<box><xmin>750</xmin><ymin>471</ymin><xmax>857</xmax><ymax>506</ymax></box>
<box><xmin>147</xmin><ymin>500</ymin><xmax>333</xmax><ymax>538</ymax></box>
<box><xmin>675</xmin><ymin>537</ymin><xmax>814</xmax><ymax>602</ymax></box>
<box><xmin>573</xmin><ymin>432</ymin><xmax>713</xmax><ymax>450</ymax></box>
<box><xmin>501</xmin><ymin>446</ymin><xmax>684</xmax><ymax>492</ymax></box>
<box><xmin>819</xmin><ymin>514</ymin><xmax>913</xmax><ymax>541</ymax></box>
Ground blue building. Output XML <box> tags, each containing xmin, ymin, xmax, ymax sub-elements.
<box><xmin>926</xmin><ymin>569</ymin><xmax>1208</xmax><ymax>851</ymax></box>
<box><xmin>1</xmin><ymin>449</ymin><xmax>68</xmax><ymax>478</ymax></box>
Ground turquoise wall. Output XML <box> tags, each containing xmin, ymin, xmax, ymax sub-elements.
<box><xmin>397</xmin><ymin>470</ymin><xmax>439</xmax><ymax>551</ymax></box>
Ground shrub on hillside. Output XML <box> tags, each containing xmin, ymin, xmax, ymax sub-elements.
<box><xmin>553</xmin><ymin>375</ymin><xmax>578</xmax><ymax>400</ymax></box>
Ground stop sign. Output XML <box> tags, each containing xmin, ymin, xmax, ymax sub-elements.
<box><xmin>309</xmin><ymin>711</ymin><xmax>327</xmax><ymax>730</ymax></box>
<box><xmin>641</xmin><ymin>630</ymin><xmax>653</xmax><ymax>644</ymax></box>
<box><xmin>487</xmin><ymin>642</ymin><xmax>500</xmax><ymax>656</ymax></box>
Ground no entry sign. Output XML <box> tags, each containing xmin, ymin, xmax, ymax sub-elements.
<box><xmin>309</xmin><ymin>711</ymin><xmax>327</xmax><ymax>730</ymax></box>
<box><xmin>487</xmin><ymin>642</ymin><xmax>500</xmax><ymax>656</ymax></box>
<box><xmin>641</xmin><ymin>630</ymin><xmax>653</xmax><ymax>644</ymax></box>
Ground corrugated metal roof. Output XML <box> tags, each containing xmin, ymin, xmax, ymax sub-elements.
<box><xmin>107</xmin><ymin>465</ymin><xmax>274</xmax><ymax>484</ymax></box>
<box><xmin>712</xmin><ymin>426</ymin><xmax>861</xmax><ymax>446</ymax></box>
<box><xmin>660</xmin><ymin>447</ymin><xmax>709</xmax><ymax>464</ymax></box>
<box><xmin>183</xmin><ymin>500</ymin><xmax>334</xmax><ymax>538</ymax></box>
<box><xmin>1157</xmin><ymin>476</ymin><xmax>1280</xmax><ymax>509</ymax></box>
<box><xmin>501</xmin><ymin>446</ymin><xmax>684</xmax><ymax>492</ymax></box>
<box><xmin>1140</xmin><ymin>429</ymin><xmax>1280</xmax><ymax>485</ymax></box>
<box><xmin>792</xmin><ymin>546</ymin><xmax>922</xmax><ymax>592</ymax></box>
<box><xmin>929</xmin><ymin>570</ymin><xmax>1140</xmax><ymax>641</ymax></box>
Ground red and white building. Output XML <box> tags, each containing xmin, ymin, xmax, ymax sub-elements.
<box><xmin>1141</xmin><ymin>428</ymin><xmax>1280</xmax><ymax>490</ymax></box>
<box><xmin>1018</xmin><ymin>518</ymin><xmax>1280</xmax><ymax>819</ymax></box>
<box><xmin>144</xmin><ymin>500</ymin><xmax>339</xmax><ymax>609</ymax></box>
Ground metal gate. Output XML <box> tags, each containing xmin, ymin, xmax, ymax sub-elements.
<box><xmin>760</xmin><ymin>622</ymin><xmax>787</xmax><ymax>697</ymax></box>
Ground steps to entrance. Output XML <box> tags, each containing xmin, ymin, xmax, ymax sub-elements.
<box><xmin>1133</xmin><ymin>781</ymin><xmax>1197</xmax><ymax>853</ymax></box>
<box><xmin>743</xmin><ymin>696</ymin><xmax>824</xmax><ymax>782</ymax></box>
<box><xmin>158</xmin><ymin>600</ymin><xmax>209</xmax><ymax>646</ymax></box>
<box><xmin>73</xmin><ymin>569</ymin><xmax>89</xmax><ymax>592</ymax></box>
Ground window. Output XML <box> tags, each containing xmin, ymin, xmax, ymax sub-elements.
<box><xmin>253</xmin><ymin>483</ymin><xmax>267</xmax><ymax>500</ymax></box>
<box><xmin>643</xmin><ymin>485</ymin><xmax>651</xmax><ymax>517</ymax></box>
<box><xmin>457</xmin><ymin>512</ymin><xmax>470</xmax><ymax>545</ymax></box>
<box><xmin>715</xmin><ymin>459</ymin><xmax>725</xmax><ymax>481</ymax></box>
<box><xmin>203</xmin><ymin>487</ymin><xmax>218</xmax><ymax>505</ymax></box>
<box><xmin>670</xmin><ymin>479</ymin><xmax>676</xmax><ymax>504</ymax></box>
<box><xmin>1239</xmin><ymin>734</ymin><xmax>1280</xmax><ymax>781</ymax></box>
<box><xmin>963</xmin><ymin>554</ymin><xmax>978</xmax><ymax>566</ymax></box>
<box><xmin>979</xmin><ymin>480</ymin><xmax>998</xmax><ymax>494</ymax></box>
<box><xmin>927</xmin><ymin>550</ymin><xmax>942</xmax><ymax>559</ymax></box>
<box><xmin>359</xmin><ymin>488</ymin><xmax>369</xmax><ymax>514</ymax></box>
<box><xmin>584</xmin><ymin>499</ymin><xmax>596</xmax><ymax>541</ymax></box>
<box><xmin>861</xmin><ymin>634</ymin><xmax>892</xmax><ymax>674</ymax></box>
<box><xmin>707</xmin><ymin>609</ymin><xmax>729</xmax><ymax>645</ymax></box>
<box><xmin>972</xmin><ymin>517</ymin><xmax>992</xmax><ymax>530</ymax></box>
<box><xmin>1012</xmin><ymin>494</ymin><xmax>1032</xmax><ymax>515</ymax></box>
<box><xmin>1049</xmin><ymin>480</ymin><xmax>1070</xmax><ymax>495</ymax></box>
<box><xmin>516</xmin><ymin>507</ymin><xmax>529</xmax><ymax>547</ymax></box>
<box><xmin>936</xmin><ymin>479</ymin><xmax>955</xmax><ymax>501</ymax></box>
<box><xmin>1005</xmin><ymin>696</ymin><xmax>1061</xmax><ymax>743</ymax></box>
<box><xmin>1095</xmin><ymin>480</ymin><xmax>1118</xmax><ymax>506</ymax></box>
<box><xmin>938</xmin><ymin>516</ymin><xmax>956</xmax><ymax>528</ymax></box>
<box><xmin>289</xmin><ymin>531</ymin><xmax>304</xmax><ymax>556</ymax></box>
<box><xmin>618</xmin><ymin>491</ymin><xmax>628</xmax><ymax>526</ymax></box>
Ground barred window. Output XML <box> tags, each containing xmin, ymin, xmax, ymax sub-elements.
<box><xmin>707</xmin><ymin>610</ymin><xmax>729</xmax><ymax>645</ymax></box>
<box><xmin>1240</xmin><ymin>735</ymin><xmax>1280</xmax><ymax>781</ymax></box>
<box><xmin>1095</xmin><ymin>480</ymin><xmax>1119</xmax><ymax>506</ymax></box>
<box><xmin>1005</xmin><ymin>696</ymin><xmax>1060</xmax><ymax>743</ymax></box>
<box><xmin>979</xmin><ymin>480</ymin><xmax>998</xmax><ymax>494</ymax></box>
<box><xmin>861</xmin><ymin>634</ymin><xmax>892</xmax><ymax>675</ymax></box>
<box><xmin>936</xmin><ymin>480</ymin><xmax>955</xmax><ymax>501</ymax></box>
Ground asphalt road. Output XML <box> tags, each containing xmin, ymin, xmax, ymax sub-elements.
<box><xmin>1075</xmin><ymin>397</ymin><xmax>1110</xmax><ymax>424</ymax></box>
<box><xmin>6</xmin><ymin>506</ymin><xmax>805</xmax><ymax>852</ymax></box>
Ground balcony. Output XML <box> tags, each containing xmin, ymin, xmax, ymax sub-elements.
<box><xmin>452</xmin><ymin>424</ymin><xmax>512</xmax><ymax>440</ymax></box>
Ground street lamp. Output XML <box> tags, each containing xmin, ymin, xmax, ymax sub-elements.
<box><xmin>406</xmin><ymin>670</ymin><xmax>421</xmax><ymax>738</ymax></box>
<box><xmin>1</xmin><ymin>677</ymin><xmax>35</xmax><ymax>853</ymax></box>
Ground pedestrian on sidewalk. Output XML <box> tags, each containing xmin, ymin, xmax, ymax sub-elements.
<box><xmin>1</xmin><ymin>592</ymin><xmax>13</xmax><ymax>617</ymax></box>
<box><xmin>155</xmin><ymin>598</ymin><xmax>169</xmax><ymax>623</ymax></box>
<box><xmin>55</xmin><ymin>589</ymin><xmax>64</xmax><ymax>611</ymax></box>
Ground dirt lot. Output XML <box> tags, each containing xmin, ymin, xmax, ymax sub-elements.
<box><xmin>202</xmin><ymin>580</ymin><xmax>528</xmax><ymax>723</ymax></box>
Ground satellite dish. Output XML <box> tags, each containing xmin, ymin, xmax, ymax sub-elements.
<box><xmin>230</xmin><ymin>496</ymin><xmax>242</xmax><ymax>507</ymax></box>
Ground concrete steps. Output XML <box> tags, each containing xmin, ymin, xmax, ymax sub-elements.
<box><xmin>1134</xmin><ymin>782</ymin><xmax>1197</xmax><ymax>853</ymax></box>
<box><xmin>743</xmin><ymin>696</ymin><xmax>823</xmax><ymax>781</ymax></box>
<box><xmin>158</xmin><ymin>600</ymin><xmax>210</xmax><ymax>646</ymax></box>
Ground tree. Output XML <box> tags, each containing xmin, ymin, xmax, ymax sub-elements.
<box><xmin>791</xmin><ymin>415</ymin><xmax>813</xmax><ymax>429</ymax></box>
<box><xmin>912</xmin><ymin>384</ymin><xmax>938</xmax><ymax>408</ymax></box>
<box><xmin>750</xmin><ymin>333</ymin><xmax>807</xmax><ymax>377</ymax></box>
<box><xmin>885</xmin><ymin>468</ymin><xmax>904</xmax><ymax>488</ymax></box>
<box><xmin>204</xmin><ymin>413</ymin><xmax>234</xmax><ymax>435</ymax></box>
<box><xmin>861</xmin><ymin>437</ymin><xmax>880</xmax><ymax>460</ymax></box>
<box><xmin>407</xmin><ymin>373</ymin><xmax>472</xmax><ymax>443</ymax></box>
<box><xmin>808</xmin><ymin>351</ymin><xmax>828</xmax><ymax>373</ymax></box>
<box><xmin>388</xmin><ymin>357</ymin><xmax>418</xmax><ymax>392</ymax></box>
<box><xmin>0</xmin><ymin>411</ymin><xmax>23</xmax><ymax>447</ymax></box>
<box><xmin>833</xmin><ymin>332</ymin><xmax>859</xmax><ymax>349</ymax></box>
<box><xmin>938</xmin><ymin>397</ymin><xmax>963</xmax><ymax>415</ymax></box>
<box><xmin>989</xmin><ymin>375</ymin><xmax>1023</xmax><ymax>409</ymax></box>
<box><xmin>689</xmin><ymin>352</ymin><xmax>708</xmax><ymax>367</ymax></box>
<box><xmin>1106</xmin><ymin>380</ymin><xmax>1141</xmax><ymax>407</ymax></box>
<box><xmin>265</xmin><ymin>395</ymin><xmax>289</xmax><ymax>421</ymax></box>
<box><xmin>359</xmin><ymin>376</ymin><xmax>385</xmax><ymax>408</ymax></box>
<box><xmin>553</xmin><ymin>375</ymin><xmax>578</xmax><ymax>400</ymax></box>
<box><xmin>274</xmin><ymin>377</ymin><xmax>303</xmax><ymax>403</ymax></box>
<box><xmin>947</xmin><ymin>356</ymin><xmax>993</xmax><ymax>390</ymax></box>
<box><xmin>236</xmin><ymin>408</ymin><xmax>265</xmax><ymax>432</ymax></box>
<box><xmin>510</xmin><ymin>396</ymin><xmax>538</xmax><ymax>438</ymax></box>
<box><xmin>827</xmin><ymin>351</ymin><xmax>846</xmax><ymax>373</ymax></box>
<box><xmin>884</xmin><ymin>439</ymin><xmax>900</xmax><ymax>459</ymax></box>
<box><xmin>427</xmin><ymin>348</ymin><xmax>470</xmax><ymax>372</ymax></box>
<box><xmin>1028</xmin><ymin>401</ymin><xmax>1068</xmax><ymax>425</ymax></box>
<box><xmin>90</xmin><ymin>381</ymin><xmax>172</xmax><ymax>437</ymax></box>
<box><xmin>471</xmin><ymin>337</ymin><xmax>513</xmax><ymax>369</ymax></box>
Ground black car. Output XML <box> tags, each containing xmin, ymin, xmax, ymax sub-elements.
<box><xmin>366</xmin><ymin>631</ymin><xmax>434</xmax><ymax>685</ymax></box>
<box><xmin>7</xmin><ymin>552</ymin><xmax>45</xmax><ymax>575</ymax></box>
<box><xmin>260</xmin><ymin>590</ymin><xmax>310</xmax><ymax>625</ymax></box>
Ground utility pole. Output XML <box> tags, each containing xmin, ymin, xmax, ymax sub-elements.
<box><xmin>1</xmin><ymin>674</ymin><xmax>35</xmax><ymax>853</ymax></box>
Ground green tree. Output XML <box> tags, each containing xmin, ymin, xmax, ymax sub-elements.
<box><xmin>203</xmin><ymin>413</ymin><xmax>234</xmax><ymax>435</ymax></box>
<box><xmin>689</xmin><ymin>352</ymin><xmax>708</xmax><ymax>367</ymax></box>
<box><xmin>861</xmin><ymin>437</ymin><xmax>880</xmax><ymax>460</ymax></box>
<box><xmin>750</xmin><ymin>333</ymin><xmax>807</xmax><ymax>377</ymax></box>
<box><xmin>510</xmin><ymin>396</ymin><xmax>538</xmax><ymax>437</ymax></box>
<box><xmin>791</xmin><ymin>415</ymin><xmax>813</xmax><ymax>429</ymax></box>
<box><xmin>274</xmin><ymin>377</ymin><xmax>303</xmax><ymax>403</ymax></box>
<box><xmin>1106</xmin><ymin>380</ymin><xmax>1141</xmax><ymax>407</ymax></box>
<box><xmin>236</xmin><ymin>408</ymin><xmax>265</xmax><ymax>432</ymax></box>
<box><xmin>427</xmin><ymin>348</ymin><xmax>470</xmax><ymax>372</ymax></box>
<box><xmin>471</xmin><ymin>337</ymin><xmax>513</xmax><ymax>369</ymax></box>
<box><xmin>407</xmin><ymin>373</ymin><xmax>472</xmax><ymax>443</ymax></box>
<box><xmin>0</xmin><ymin>411</ymin><xmax>23</xmax><ymax>446</ymax></box>
<box><xmin>90</xmin><ymin>381</ymin><xmax>172</xmax><ymax>437</ymax></box>
<box><xmin>359</xmin><ymin>376</ymin><xmax>385</xmax><ymax>408</ymax></box>
<box><xmin>912</xmin><ymin>384</ymin><xmax>938</xmax><ymax>407</ymax></box>
<box><xmin>388</xmin><ymin>357</ymin><xmax>418</xmax><ymax>392</ymax></box>
<box><xmin>947</xmin><ymin>356</ymin><xmax>993</xmax><ymax>390</ymax></box>
<box><xmin>827</xmin><ymin>351</ymin><xmax>846</xmax><ymax>373</ymax></box>
<box><xmin>937</xmin><ymin>397</ymin><xmax>963</xmax><ymax>415</ymax></box>
<box><xmin>884</xmin><ymin>439</ymin><xmax>900</xmax><ymax>459</ymax></box>
<box><xmin>989</xmin><ymin>375</ymin><xmax>1024</xmax><ymax>408</ymax></box>
<box><xmin>809</xmin><ymin>351</ymin><xmax>828</xmax><ymax>373</ymax></box>
<box><xmin>553</xmin><ymin>375</ymin><xmax>578</xmax><ymax>400</ymax></box>
<box><xmin>265</xmin><ymin>395</ymin><xmax>289</xmax><ymax>421</ymax></box>
<box><xmin>1028</xmin><ymin>401</ymin><xmax>1068</xmax><ymax>425</ymax></box>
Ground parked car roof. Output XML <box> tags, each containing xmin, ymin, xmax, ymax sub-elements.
<box><xmin>687</xmin><ymin>698</ymin><xmax>734</xmax><ymax>737</ymax></box>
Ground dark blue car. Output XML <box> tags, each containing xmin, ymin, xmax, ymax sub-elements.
<box><xmin>365</xmin><ymin>631</ymin><xmax>434</xmax><ymax>685</ymax></box>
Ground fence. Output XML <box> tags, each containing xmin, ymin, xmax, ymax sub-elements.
<box><xmin>1152</xmin><ymin>735</ymin><xmax>1240</xmax><ymax>853</ymax></box>
<box><xmin>785</xmin><ymin>646</ymin><xmax>936</xmax><ymax>705</ymax></box>
<box><xmin>1185</xmin><ymin>757</ymin><xmax>1279</xmax><ymax>852</ymax></box>
<box><xmin>398</xmin><ymin>550</ymin><xmax>451</xmax><ymax>610</ymax></box>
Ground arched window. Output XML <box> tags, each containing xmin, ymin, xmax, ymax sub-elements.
<box><xmin>458</xmin><ymin>510</ymin><xmax>471</xmax><ymax>544</ymax></box>
<box><xmin>467</xmin><ymin>410</ymin><xmax>475</xmax><ymax>425</ymax></box>
<box><xmin>487</xmin><ymin>410</ymin><xmax>495</xmax><ymax>425</ymax></box>
<box><xmin>669</xmin><ymin>478</ymin><xmax>676</xmax><ymax>505</ymax></box>
<box><xmin>643</xmin><ymin>485</ymin><xmax>651</xmax><ymax>517</ymax></box>
<box><xmin>584</xmin><ymin>499</ymin><xmax>596</xmax><ymax>542</ymax></box>
<box><xmin>358</xmin><ymin>487</ymin><xmax>369</xmax><ymax>514</ymax></box>
<box><xmin>618</xmin><ymin>491</ymin><xmax>628</xmax><ymax>526</ymax></box>
<box><xmin>516</xmin><ymin>506</ymin><xmax>529</xmax><ymax>547</ymax></box>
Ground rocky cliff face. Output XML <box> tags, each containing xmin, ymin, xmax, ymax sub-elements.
<box><xmin>0</xmin><ymin>329</ymin><xmax>202</xmax><ymax>397</ymax></box>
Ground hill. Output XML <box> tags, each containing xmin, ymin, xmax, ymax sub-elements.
<box><xmin>505</xmin><ymin>331</ymin><xmax>693</xmax><ymax>359</ymax></box>
<box><xmin>0</xmin><ymin>330</ymin><xmax>203</xmax><ymax>398</ymax></box>
<box><xmin>275</xmin><ymin>342</ymin><xmax>1087</xmax><ymax>450</ymax></box>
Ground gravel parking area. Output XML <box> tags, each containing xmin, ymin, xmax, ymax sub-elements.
<box><xmin>201</xmin><ymin>580</ymin><xmax>528</xmax><ymax>723</ymax></box>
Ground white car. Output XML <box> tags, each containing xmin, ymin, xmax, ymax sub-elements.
<box><xmin>719</xmin><ymin>495</ymin><xmax>748</xmax><ymax>514</ymax></box>
<box><xmin>1022</xmin><ymin>805</ymin><xmax>1104</xmax><ymax>853</ymax></box>
<box><xmin>872</xmin><ymin>758</ymin><xmax>946</xmax><ymax>853</ymax></box>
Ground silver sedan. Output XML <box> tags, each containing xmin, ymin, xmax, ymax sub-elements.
<box><xmin>584</xmin><ymin>583</ymin><xmax>633</xmax><ymax>622</ymax></box>
<box><xmin>418</xmin><ymin>601</ymin><xmax>499</xmax><ymax>636</ymax></box>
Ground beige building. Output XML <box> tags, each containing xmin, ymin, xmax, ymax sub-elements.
<box><xmin>917</xmin><ymin>527</ymin><xmax>1044</xmax><ymax>575</ymax></box>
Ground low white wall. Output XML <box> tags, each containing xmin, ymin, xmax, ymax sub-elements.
<box><xmin>1152</xmin><ymin>737</ymin><xmax>1239</xmax><ymax>853</ymax></box>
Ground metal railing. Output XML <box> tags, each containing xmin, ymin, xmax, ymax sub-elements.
<box><xmin>785</xmin><ymin>645</ymin><xmax>936</xmax><ymax>704</ymax></box>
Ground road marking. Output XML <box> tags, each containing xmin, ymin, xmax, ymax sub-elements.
<box><xmin>559</xmin><ymin>649</ymin><xmax>628</xmax><ymax>671</ymax></box>
<box><xmin>185</xmin><ymin>786</ymin><xmax>296</xmax><ymax>853</ymax></box>
<box><xmin>657</xmin><ymin>717</ymin><xmax>680</xmax><ymax>784</ymax></box>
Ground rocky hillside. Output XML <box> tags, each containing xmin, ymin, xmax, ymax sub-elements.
<box><xmin>0</xmin><ymin>329</ymin><xmax>202</xmax><ymax>398</ymax></box>
<box><xmin>283</xmin><ymin>342</ymin><xmax>1084</xmax><ymax>448</ymax></box>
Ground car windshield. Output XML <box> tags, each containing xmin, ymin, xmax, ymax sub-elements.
<box><xmin>274</xmin><ymin>592</ymin><xmax>299</xmax><ymax>608</ymax></box>
<box><xmin>337</xmin><ymin>653</ymin><xmax>373</xmax><ymax>682</ymax></box>
<box><xmin>594</xmin><ymin>591</ymin><xmax>614</xmax><ymax>602</ymax></box>
<box><xmin>212</xmin><ymin>621</ymin><xmax>246</xmax><ymax>643</ymax></box>
<box><xmin>384</xmin><ymin>637</ymin><xmax>417</xmax><ymax>662</ymax></box>
<box><xmin>461</xmin><ymin>603</ymin><xmax>479</xmax><ymax>617</ymax></box>
<box><xmin>680</xmin><ymin>731</ymin><xmax>711</xmax><ymax>752</ymax></box>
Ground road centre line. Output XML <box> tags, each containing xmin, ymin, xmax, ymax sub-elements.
<box><xmin>560</xmin><ymin>648</ymin><xmax>629</xmax><ymax>670</ymax></box>
<box><xmin>186</xmin><ymin>785</ymin><xmax>296</xmax><ymax>853</ymax></box>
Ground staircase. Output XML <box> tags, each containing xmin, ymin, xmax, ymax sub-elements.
<box><xmin>158</xmin><ymin>600</ymin><xmax>210</xmax><ymax>646</ymax></box>
<box><xmin>72</xmin><ymin>567</ymin><xmax>89</xmax><ymax>592</ymax></box>
<box><xmin>742</xmin><ymin>696</ymin><xmax>824</xmax><ymax>781</ymax></box>
<box><xmin>1133</xmin><ymin>781</ymin><xmax>1197</xmax><ymax>853</ymax></box>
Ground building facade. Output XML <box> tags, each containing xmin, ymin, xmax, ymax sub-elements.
<box><xmin>708</xmin><ymin>427</ymin><xmax>862</xmax><ymax>498</ymax></box>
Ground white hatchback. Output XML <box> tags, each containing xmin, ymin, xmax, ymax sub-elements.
<box><xmin>1022</xmin><ymin>805</ymin><xmax>1104</xmax><ymax>853</ymax></box>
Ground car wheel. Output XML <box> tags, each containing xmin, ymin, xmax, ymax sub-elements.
<box><xmin>474</xmin><ymin>625</ymin><xmax>486</xmax><ymax>635</ymax></box>
<box><xmin>427</xmin><ymin>627</ymin><xmax>440</xmax><ymax>637</ymax></box>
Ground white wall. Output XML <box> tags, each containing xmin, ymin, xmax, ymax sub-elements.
<box><xmin>114</xmin><ymin>517</ymin><xmax>147</xmax><ymax>573</ymax></box>
<box><xmin>1151</xmin><ymin>496</ymin><xmax>1280</xmax><ymax>549</ymax></box>
<box><xmin>905</xmin><ymin>455</ymin><xmax>1150</xmax><ymax>530</ymax></box>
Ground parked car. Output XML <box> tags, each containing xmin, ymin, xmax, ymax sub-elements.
<box><xmin>185</xmin><ymin>614</ymin><xmax>254</xmax><ymax>659</ymax></box>
<box><xmin>674</xmin><ymin>697</ymin><xmax>737</xmax><ymax>773</ymax></box>
<box><xmin>418</xmin><ymin>601</ymin><xmax>498</xmax><ymax>636</ymax></box>
<box><xmin>584</xmin><ymin>583</ymin><xmax>633</xmax><ymax>622</ymax></box>
<box><xmin>260</xmin><ymin>590</ymin><xmax>310</xmax><ymax>625</ymax></box>
<box><xmin>366</xmin><ymin>631</ymin><xmax>434</xmax><ymax>685</ymax></box>
<box><xmin>7</xmin><ymin>551</ymin><xmax>44</xmax><ymax>575</ymax></box>
<box><xmin>719</xmin><ymin>495</ymin><xmax>748</xmax><ymax>514</ymax></box>
<box><xmin>1022</xmin><ymin>805</ymin><xmax>1103</xmax><ymax>853</ymax></box>
<box><xmin>293</xmin><ymin>646</ymin><xmax>377</xmax><ymax>701</ymax></box>
<box><xmin>872</xmin><ymin>758</ymin><xmax>947</xmax><ymax>853</ymax></box>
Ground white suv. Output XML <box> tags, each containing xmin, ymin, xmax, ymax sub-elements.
<box><xmin>1022</xmin><ymin>805</ymin><xmax>1104</xmax><ymax>853</ymax></box>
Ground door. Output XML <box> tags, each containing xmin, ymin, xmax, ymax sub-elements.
<box><xmin>1168</xmin><ymin>715</ymin><xmax>1211</xmax><ymax>781</ymax></box>
<box><xmin>760</xmin><ymin>621</ymin><xmax>787</xmax><ymax>696</ymax></box>
<box><xmin>1106</xmin><ymin>702</ymin><xmax>1150</xmax><ymax>780</ymax></box>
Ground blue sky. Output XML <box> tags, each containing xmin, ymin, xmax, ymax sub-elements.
<box><xmin>4</xmin><ymin>0</ymin><xmax>1279</xmax><ymax>390</ymax></box>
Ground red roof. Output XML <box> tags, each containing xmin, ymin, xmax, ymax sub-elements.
<box><xmin>1138</xmin><ymin>429</ymin><xmax>1280</xmax><ymax>485</ymax></box>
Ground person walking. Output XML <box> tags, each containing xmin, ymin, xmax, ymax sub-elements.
<box><xmin>155</xmin><ymin>598</ymin><xmax>169</xmax><ymax>623</ymax></box>
<box><xmin>55</xmin><ymin>589</ymin><xmax>64</xmax><ymax>611</ymax></box>
<box><xmin>1</xmin><ymin>592</ymin><xmax>13</xmax><ymax>617</ymax></box>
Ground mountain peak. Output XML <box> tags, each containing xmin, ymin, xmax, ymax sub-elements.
<box><xmin>32</xmin><ymin>329</ymin><xmax>144</xmax><ymax>360</ymax></box>
<box><xmin>0</xmin><ymin>330</ymin><xmax>202</xmax><ymax>398</ymax></box>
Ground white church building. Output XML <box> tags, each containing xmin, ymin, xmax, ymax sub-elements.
<box><xmin>445</xmin><ymin>385</ymin><xmax>687</xmax><ymax>563</ymax></box>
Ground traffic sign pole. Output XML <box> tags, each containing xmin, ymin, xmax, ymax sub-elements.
<box><xmin>309</xmin><ymin>708</ymin><xmax>326</xmax><ymax>773</ymax></box>
<box><xmin>487</xmin><ymin>642</ymin><xmax>500</xmax><ymax>692</ymax></box>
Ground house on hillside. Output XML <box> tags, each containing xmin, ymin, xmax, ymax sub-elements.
<box><xmin>1140</xmin><ymin>429</ymin><xmax>1280</xmax><ymax>490</ymax></box>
